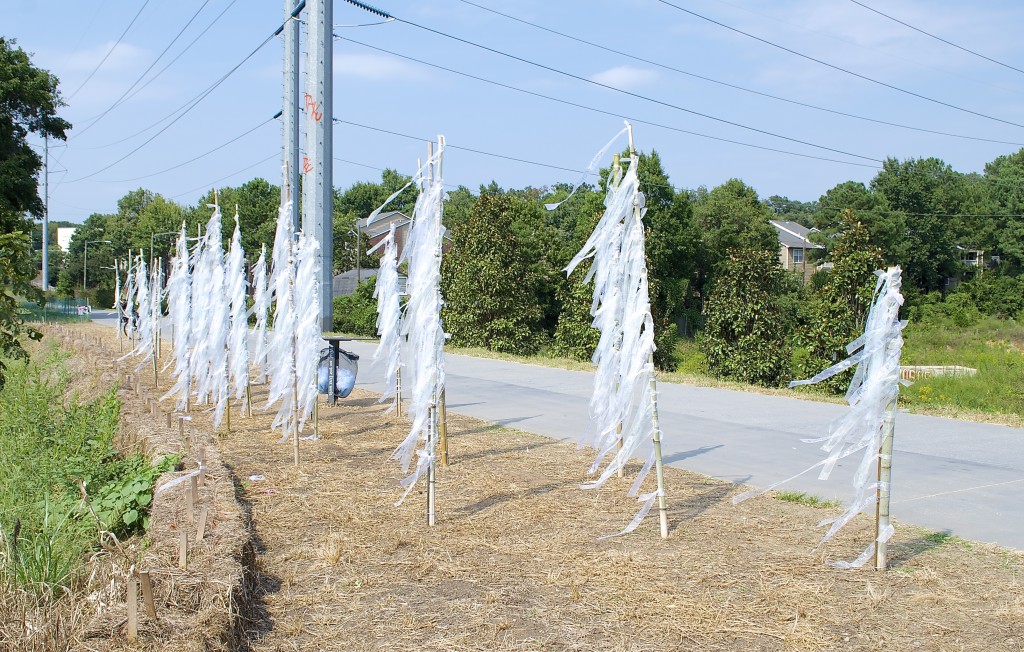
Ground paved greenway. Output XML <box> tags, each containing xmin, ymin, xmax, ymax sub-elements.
<box><xmin>92</xmin><ymin>311</ymin><xmax>1024</xmax><ymax>550</ymax></box>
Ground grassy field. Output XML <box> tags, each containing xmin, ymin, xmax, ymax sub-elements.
<box><xmin>899</xmin><ymin>315</ymin><xmax>1024</xmax><ymax>421</ymax></box>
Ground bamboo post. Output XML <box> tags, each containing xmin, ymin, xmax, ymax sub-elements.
<box><xmin>139</xmin><ymin>572</ymin><xmax>157</xmax><ymax>619</ymax></box>
<box><xmin>395</xmin><ymin>367</ymin><xmax>403</xmax><ymax>417</ymax></box>
<box><xmin>314</xmin><ymin>395</ymin><xmax>319</xmax><ymax>440</ymax></box>
<box><xmin>126</xmin><ymin>578</ymin><xmax>138</xmax><ymax>641</ymax></box>
<box><xmin>425</xmin><ymin>138</ymin><xmax>439</xmax><ymax>525</ymax></box>
<box><xmin>628</xmin><ymin>125</ymin><xmax>668</xmax><ymax>538</ymax></box>
<box><xmin>649</xmin><ymin>367</ymin><xmax>669</xmax><ymax>539</ymax></box>
<box><xmin>225</xmin><ymin>396</ymin><xmax>231</xmax><ymax>433</ymax></box>
<box><xmin>245</xmin><ymin>382</ymin><xmax>253</xmax><ymax>417</ymax></box>
<box><xmin>438</xmin><ymin>388</ymin><xmax>448</xmax><ymax>466</ymax></box>
<box><xmin>874</xmin><ymin>395</ymin><xmax>898</xmax><ymax>570</ymax></box>
<box><xmin>427</xmin><ymin>405</ymin><xmax>437</xmax><ymax>526</ymax></box>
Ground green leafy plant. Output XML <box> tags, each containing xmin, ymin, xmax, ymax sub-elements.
<box><xmin>701</xmin><ymin>246</ymin><xmax>793</xmax><ymax>387</ymax></box>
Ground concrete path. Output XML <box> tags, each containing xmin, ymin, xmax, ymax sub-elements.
<box><xmin>90</xmin><ymin>311</ymin><xmax>1024</xmax><ymax>550</ymax></box>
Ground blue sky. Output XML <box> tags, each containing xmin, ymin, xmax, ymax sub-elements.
<box><xmin>9</xmin><ymin>0</ymin><xmax>1024</xmax><ymax>223</ymax></box>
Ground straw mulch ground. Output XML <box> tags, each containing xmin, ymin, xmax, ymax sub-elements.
<box><xmin>28</xmin><ymin>325</ymin><xmax>250</xmax><ymax>652</ymax></box>
<box><xmin>71</xmin><ymin>324</ymin><xmax>1024</xmax><ymax>651</ymax></box>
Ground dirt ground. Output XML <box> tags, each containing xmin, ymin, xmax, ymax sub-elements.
<box><xmin>75</xmin><ymin>324</ymin><xmax>1024</xmax><ymax>651</ymax></box>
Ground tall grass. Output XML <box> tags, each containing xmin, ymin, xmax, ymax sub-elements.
<box><xmin>900</xmin><ymin>315</ymin><xmax>1024</xmax><ymax>419</ymax></box>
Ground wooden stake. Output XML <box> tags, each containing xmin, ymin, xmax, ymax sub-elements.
<box><xmin>166</xmin><ymin>412</ymin><xmax>172</xmax><ymax>428</ymax></box>
<box><xmin>197</xmin><ymin>506</ymin><xmax>208</xmax><ymax>541</ymax></box>
<box><xmin>438</xmin><ymin>388</ymin><xmax>448</xmax><ymax>466</ymax></box>
<box><xmin>314</xmin><ymin>395</ymin><xmax>319</xmax><ymax>440</ymax></box>
<box><xmin>139</xmin><ymin>572</ymin><xmax>157</xmax><ymax>619</ymax></box>
<box><xmin>225</xmin><ymin>396</ymin><xmax>231</xmax><ymax>433</ymax></box>
<box><xmin>245</xmin><ymin>382</ymin><xmax>253</xmax><ymax>417</ymax></box>
<box><xmin>178</xmin><ymin>530</ymin><xmax>188</xmax><ymax>569</ymax></box>
<box><xmin>178</xmin><ymin>416</ymin><xmax>185</xmax><ymax>442</ymax></box>
<box><xmin>184</xmin><ymin>485</ymin><xmax>194</xmax><ymax>523</ymax></box>
<box><xmin>189</xmin><ymin>476</ymin><xmax>199</xmax><ymax>509</ymax></box>
<box><xmin>126</xmin><ymin>578</ymin><xmax>138</xmax><ymax>641</ymax></box>
<box><xmin>197</xmin><ymin>450</ymin><xmax>206</xmax><ymax>488</ymax></box>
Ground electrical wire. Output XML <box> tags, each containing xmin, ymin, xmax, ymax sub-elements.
<box><xmin>73</xmin><ymin>0</ymin><xmax>215</xmax><ymax>140</ymax></box>
<box><xmin>340</xmin><ymin>0</ymin><xmax>882</xmax><ymax>164</ymax></box>
<box><xmin>66</xmin><ymin>0</ymin><xmax>153</xmax><ymax>101</ymax></box>
<box><xmin>169</xmin><ymin>152</ymin><xmax>279</xmax><ymax>200</ymax></box>
<box><xmin>72</xmin><ymin>0</ymin><xmax>243</xmax><ymax>151</ymax></box>
<box><xmin>653</xmin><ymin>0</ymin><xmax>1024</xmax><ymax>130</ymax></box>
<box><xmin>341</xmin><ymin>37</ymin><xmax>878</xmax><ymax>169</ymax></box>
<box><xmin>98</xmin><ymin>113</ymin><xmax>278</xmax><ymax>184</ymax></box>
<box><xmin>847</xmin><ymin>0</ymin><xmax>1024</xmax><ymax>77</ymax></box>
<box><xmin>453</xmin><ymin>0</ymin><xmax>1024</xmax><ymax>148</ymax></box>
<box><xmin>64</xmin><ymin>19</ymin><xmax>291</xmax><ymax>184</ymax></box>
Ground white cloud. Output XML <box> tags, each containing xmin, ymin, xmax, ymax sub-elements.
<box><xmin>333</xmin><ymin>52</ymin><xmax>426</xmax><ymax>82</ymax></box>
<box><xmin>589</xmin><ymin>65</ymin><xmax>659</xmax><ymax>90</ymax></box>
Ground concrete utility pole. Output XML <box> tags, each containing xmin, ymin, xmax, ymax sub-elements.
<box><xmin>302</xmin><ymin>0</ymin><xmax>334</xmax><ymax>332</ymax></box>
<box><xmin>283</xmin><ymin>0</ymin><xmax>301</xmax><ymax>235</ymax></box>
<box><xmin>42</xmin><ymin>135</ymin><xmax>49</xmax><ymax>292</ymax></box>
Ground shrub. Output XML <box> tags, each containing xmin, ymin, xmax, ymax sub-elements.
<box><xmin>332</xmin><ymin>278</ymin><xmax>378</xmax><ymax>336</ymax></box>
<box><xmin>701</xmin><ymin>246</ymin><xmax>792</xmax><ymax>387</ymax></box>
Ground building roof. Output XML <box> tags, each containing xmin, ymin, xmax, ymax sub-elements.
<box><xmin>332</xmin><ymin>268</ymin><xmax>378</xmax><ymax>297</ymax></box>
<box><xmin>770</xmin><ymin>220</ymin><xmax>824</xmax><ymax>249</ymax></box>
<box><xmin>357</xmin><ymin>211</ymin><xmax>411</xmax><ymax>239</ymax></box>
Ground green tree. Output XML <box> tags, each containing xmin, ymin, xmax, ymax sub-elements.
<box><xmin>870</xmin><ymin>157</ymin><xmax>960</xmax><ymax>291</ymax></box>
<box><xmin>441</xmin><ymin>193</ymin><xmax>542</xmax><ymax>354</ymax></box>
<box><xmin>692</xmin><ymin>179</ymin><xmax>778</xmax><ymax>297</ymax></box>
<box><xmin>797</xmin><ymin>210</ymin><xmax>884</xmax><ymax>393</ymax></box>
<box><xmin>0</xmin><ymin>38</ymin><xmax>69</xmax><ymax>376</ymax></box>
<box><xmin>552</xmin><ymin>258</ymin><xmax>600</xmax><ymax>361</ymax></box>
<box><xmin>700</xmin><ymin>246</ymin><xmax>792</xmax><ymax>387</ymax></box>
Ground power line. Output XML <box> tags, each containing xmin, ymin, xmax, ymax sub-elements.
<box><xmin>653</xmin><ymin>0</ymin><xmax>1024</xmax><ymax>130</ymax></box>
<box><xmin>64</xmin><ymin>18</ymin><xmax>291</xmax><ymax>183</ymax></box>
<box><xmin>341</xmin><ymin>0</ymin><xmax>882</xmax><ymax>164</ymax></box>
<box><xmin>703</xmin><ymin>0</ymin><xmax>1021</xmax><ymax>98</ymax></box>
<box><xmin>169</xmin><ymin>152</ymin><xmax>279</xmax><ymax>200</ymax></box>
<box><xmin>847</xmin><ymin>0</ymin><xmax>1024</xmax><ymax>77</ymax></box>
<box><xmin>334</xmin><ymin>119</ymin><xmax>589</xmax><ymax>175</ymax></box>
<box><xmin>73</xmin><ymin>0</ymin><xmax>215</xmax><ymax>139</ymax></box>
<box><xmin>114</xmin><ymin>0</ymin><xmax>243</xmax><ymax>126</ymax></box>
<box><xmin>341</xmin><ymin>37</ymin><xmax>878</xmax><ymax>169</ymax></box>
<box><xmin>73</xmin><ymin>0</ymin><xmax>244</xmax><ymax>151</ymax></box>
<box><xmin>66</xmin><ymin>0</ymin><xmax>153</xmax><ymax>101</ymax></box>
<box><xmin>98</xmin><ymin>113</ymin><xmax>278</xmax><ymax>184</ymax></box>
<box><xmin>453</xmin><ymin>0</ymin><xmax>1024</xmax><ymax>148</ymax></box>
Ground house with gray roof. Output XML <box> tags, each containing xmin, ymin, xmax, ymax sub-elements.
<box><xmin>770</xmin><ymin>220</ymin><xmax>825</xmax><ymax>282</ymax></box>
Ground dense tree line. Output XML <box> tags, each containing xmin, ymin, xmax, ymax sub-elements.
<box><xmin>7</xmin><ymin>38</ymin><xmax>1023</xmax><ymax>387</ymax></box>
<box><xmin>50</xmin><ymin>145</ymin><xmax>1024</xmax><ymax>383</ymax></box>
